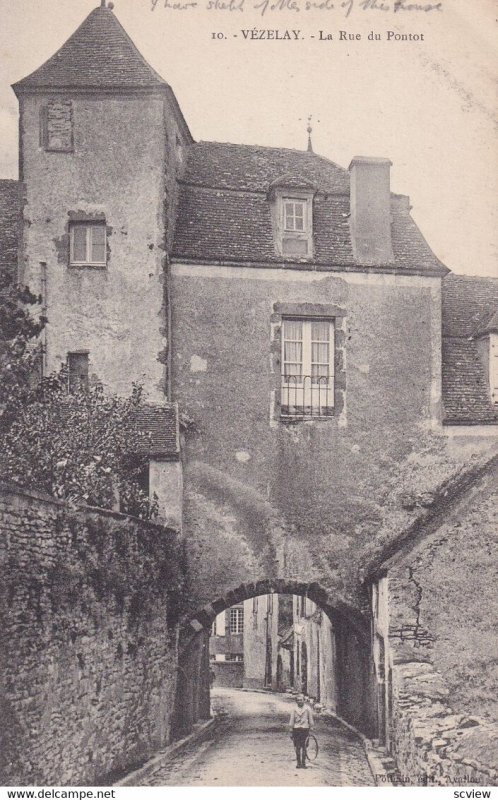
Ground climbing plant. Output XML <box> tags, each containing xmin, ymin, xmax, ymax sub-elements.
<box><xmin>0</xmin><ymin>262</ymin><xmax>44</xmax><ymax>433</ymax></box>
<box><xmin>0</xmin><ymin>369</ymin><xmax>157</xmax><ymax>519</ymax></box>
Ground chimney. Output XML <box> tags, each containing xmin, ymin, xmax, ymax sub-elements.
<box><xmin>349</xmin><ymin>156</ymin><xmax>394</xmax><ymax>265</ymax></box>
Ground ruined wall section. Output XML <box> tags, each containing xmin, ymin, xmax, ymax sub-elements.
<box><xmin>384</xmin><ymin>461</ymin><xmax>498</xmax><ymax>785</ymax></box>
<box><xmin>0</xmin><ymin>484</ymin><xmax>183</xmax><ymax>786</ymax></box>
<box><xmin>19</xmin><ymin>92</ymin><xmax>168</xmax><ymax>401</ymax></box>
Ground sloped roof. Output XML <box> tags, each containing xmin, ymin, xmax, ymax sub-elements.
<box><xmin>173</xmin><ymin>142</ymin><xmax>446</xmax><ymax>274</ymax></box>
<box><xmin>443</xmin><ymin>273</ymin><xmax>498</xmax><ymax>338</ymax></box>
<box><xmin>0</xmin><ymin>180</ymin><xmax>20</xmax><ymax>284</ymax></box>
<box><xmin>132</xmin><ymin>403</ymin><xmax>179</xmax><ymax>459</ymax></box>
<box><xmin>442</xmin><ymin>273</ymin><xmax>498</xmax><ymax>425</ymax></box>
<box><xmin>180</xmin><ymin>142</ymin><xmax>350</xmax><ymax>194</ymax></box>
<box><xmin>12</xmin><ymin>4</ymin><xmax>167</xmax><ymax>92</ymax></box>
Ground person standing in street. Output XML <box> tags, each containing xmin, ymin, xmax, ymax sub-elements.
<box><xmin>289</xmin><ymin>694</ymin><xmax>314</xmax><ymax>769</ymax></box>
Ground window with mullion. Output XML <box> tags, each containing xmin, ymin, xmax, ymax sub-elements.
<box><xmin>281</xmin><ymin>318</ymin><xmax>335</xmax><ymax>415</ymax></box>
<box><xmin>70</xmin><ymin>222</ymin><xmax>106</xmax><ymax>266</ymax></box>
<box><xmin>229</xmin><ymin>607</ymin><xmax>244</xmax><ymax>634</ymax></box>
<box><xmin>284</xmin><ymin>200</ymin><xmax>305</xmax><ymax>232</ymax></box>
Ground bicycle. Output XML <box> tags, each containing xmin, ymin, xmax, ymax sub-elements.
<box><xmin>305</xmin><ymin>732</ymin><xmax>319</xmax><ymax>762</ymax></box>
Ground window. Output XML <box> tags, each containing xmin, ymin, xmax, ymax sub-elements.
<box><xmin>267</xmin><ymin>594</ymin><xmax>274</xmax><ymax>614</ymax></box>
<box><xmin>281</xmin><ymin>318</ymin><xmax>334</xmax><ymax>417</ymax></box>
<box><xmin>229</xmin><ymin>607</ymin><xmax>244</xmax><ymax>634</ymax></box>
<box><xmin>67</xmin><ymin>352</ymin><xmax>89</xmax><ymax>393</ymax></box>
<box><xmin>284</xmin><ymin>200</ymin><xmax>305</xmax><ymax>232</ymax></box>
<box><xmin>70</xmin><ymin>222</ymin><xmax>106</xmax><ymax>266</ymax></box>
<box><xmin>281</xmin><ymin>196</ymin><xmax>312</xmax><ymax>257</ymax></box>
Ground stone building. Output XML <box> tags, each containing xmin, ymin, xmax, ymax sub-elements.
<box><xmin>1</xmin><ymin>0</ymin><xmax>497</xmax><ymax>785</ymax></box>
<box><xmin>209</xmin><ymin>604</ymin><xmax>245</xmax><ymax>687</ymax></box>
<box><xmin>292</xmin><ymin>595</ymin><xmax>336</xmax><ymax>709</ymax></box>
<box><xmin>243</xmin><ymin>593</ymin><xmax>293</xmax><ymax>691</ymax></box>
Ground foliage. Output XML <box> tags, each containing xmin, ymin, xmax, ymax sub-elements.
<box><xmin>0</xmin><ymin>369</ymin><xmax>157</xmax><ymax>519</ymax></box>
<box><xmin>0</xmin><ymin>264</ymin><xmax>44</xmax><ymax>432</ymax></box>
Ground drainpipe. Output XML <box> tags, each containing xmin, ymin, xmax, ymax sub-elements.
<box><xmin>40</xmin><ymin>261</ymin><xmax>47</xmax><ymax>377</ymax></box>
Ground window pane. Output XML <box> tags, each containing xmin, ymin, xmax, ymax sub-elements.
<box><xmin>283</xmin><ymin>320</ymin><xmax>302</xmax><ymax>341</ymax></box>
<box><xmin>284</xmin><ymin>203</ymin><xmax>294</xmax><ymax>229</ymax></box>
<box><xmin>312</xmin><ymin>342</ymin><xmax>329</xmax><ymax>363</ymax></box>
<box><xmin>311</xmin><ymin>321</ymin><xmax>329</xmax><ymax>341</ymax></box>
<box><xmin>284</xmin><ymin>366</ymin><xmax>302</xmax><ymax>382</ymax></box>
<box><xmin>294</xmin><ymin>207</ymin><xmax>304</xmax><ymax>231</ymax></box>
<box><xmin>311</xmin><ymin>364</ymin><xmax>329</xmax><ymax>382</ymax></box>
<box><xmin>72</xmin><ymin>226</ymin><xmax>87</xmax><ymax>262</ymax></box>
<box><xmin>284</xmin><ymin>341</ymin><xmax>302</xmax><ymax>363</ymax></box>
<box><xmin>90</xmin><ymin>225</ymin><xmax>106</xmax><ymax>263</ymax></box>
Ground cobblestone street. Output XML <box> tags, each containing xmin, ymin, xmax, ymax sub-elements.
<box><xmin>136</xmin><ymin>689</ymin><xmax>375</xmax><ymax>786</ymax></box>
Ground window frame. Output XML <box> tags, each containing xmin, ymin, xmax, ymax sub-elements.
<box><xmin>69</xmin><ymin>221</ymin><xmax>107</xmax><ymax>267</ymax></box>
<box><xmin>229</xmin><ymin>607</ymin><xmax>244</xmax><ymax>635</ymax></box>
<box><xmin>281</xmin><ymin>317</ymin><xmax>335</xmax><ymax>417</ymax></box>
<box><xmin>277</xmin><ymin>191</ymin><xmax>313</xmax><ymax>258</ymax></box>
<box><xmin>67</xmin><ymin>351</ymin><xmax>89</xmax><ymax>394</ymax></box>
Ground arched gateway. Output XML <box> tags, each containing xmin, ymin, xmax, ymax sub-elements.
<box><xmin>173</xmin><ymin>578</ymin><xmax>376</xmax><ymax>741</ymax></box>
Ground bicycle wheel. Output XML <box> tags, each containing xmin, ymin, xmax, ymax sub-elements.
<box><xmin>305</xmin><ymin>733</ymin><xmax>319</xmax><ymax>761</ymax></box>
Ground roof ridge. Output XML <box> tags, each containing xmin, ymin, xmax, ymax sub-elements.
<box><xmin>195</xmin><ymin>140</ymin><xmax>347</xmax><ymax>171</ymax></box>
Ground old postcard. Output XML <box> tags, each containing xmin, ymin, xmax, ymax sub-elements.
<box><xmin>0</xmin><ymin>0</ymin><xmax>496</xmax><ymax>793</ymax></box>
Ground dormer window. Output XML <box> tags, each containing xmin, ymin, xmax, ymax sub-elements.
<box><xmin>281</xmin><ymin>195</ymin><xmax>312</xmax><ymax>257</ymax></box>
<box><xmin>268</xmin><ymin>176</ymin><xmax>315</xmax><ymax>259</ymax></box>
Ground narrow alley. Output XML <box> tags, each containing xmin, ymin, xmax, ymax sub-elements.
<box><xmin>134</xmin><ymin>689</ymin><xmax>375</xmax><ymax>786</ymax></box>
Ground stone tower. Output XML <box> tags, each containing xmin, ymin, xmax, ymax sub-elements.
<box><xmin>13</xmin><ymin>1</ymin><xmax>192</xmax><ymax>401</ymax></box>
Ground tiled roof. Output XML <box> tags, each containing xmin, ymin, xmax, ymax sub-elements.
<box><xmin>0</xmin><ymin>180</ymin><xmax>20</xmax><ymax>283</ymax></box>
<box><xmin>442</xmin><ymin>274</ymin><xmax>498</xmax><ymax>425</ymax></box>
<box><xmin>180</xmin><ymin>142</ymin><xmax>350</xmax><ymax>194</ymax></box>
<box><xmin>132</xmin><ymin>403</ymin><xmax>179</xmax><ymax>459</ymax></box>
<box><xmin>442</xmin><ymin>273</ymin><xmax>498</xmax><ymax>338</ymax></box>
<box><xmin>12</xmin><ymin>5</ymin><xmax>167</xmax><ymax>91</ymax></box>
<box><xmin>172</xmin><ymin>142</ymin><xmax>446</xmax><ymax>274</ymax></box>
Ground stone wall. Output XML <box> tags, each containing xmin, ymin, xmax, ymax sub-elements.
<box><xmin>375</xmin><ymin>457</ymin><xmax>498</xmax><ymax>786</ymax></box>
<box><xmin>211</xmin><ymin>662</ymin><xmax>244</xmax><ymax>689</ymax></box>
<box><xmin>19</xmin><ymin>90</ymin><xmax>185</xmax><ymax>402</ymax></box>
<box><xmin>0</xmin><ymin>484</ymin><xmax>183</xmax><ymax>786</ymax></box>
<box><xmin>171</xmin><ymin>264</ymin><xmax>442</xmax><ymax>614</ymax></box>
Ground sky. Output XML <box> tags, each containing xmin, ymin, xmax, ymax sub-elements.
<box><xmin>0</xmin><ymin>0</ymin><xmax>496</xmax><ymax>277</ymax></box>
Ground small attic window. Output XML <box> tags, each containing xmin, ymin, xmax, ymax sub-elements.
<box><xmin>280</xmin><ymin>194</ymin><xmax>313</xmax><ymax>257</ymax></box>
<box><xmin>40</xmin><ymin>99</ymin><xmax>73</xmax><ymax>153</ymax></box>
<box><xmin>268</xmin><ymin>178</ymin><xmax>314</xmax><ymax>259</ymax></box>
